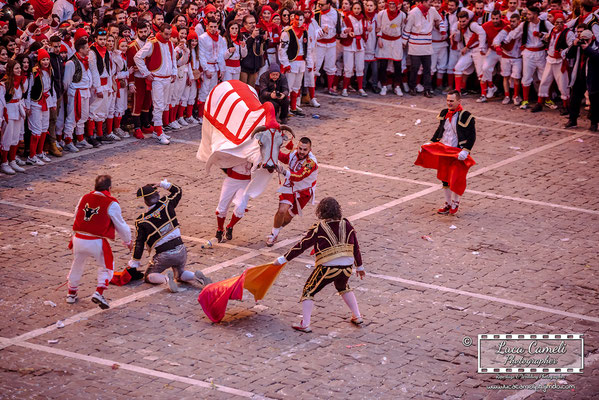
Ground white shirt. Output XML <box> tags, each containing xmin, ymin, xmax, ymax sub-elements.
<box><xmin>440</xmin><ymin>116</ymin><xmax>458</xmax><ymax>148</ymax></box>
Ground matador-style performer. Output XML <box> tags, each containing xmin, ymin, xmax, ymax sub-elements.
<box><xmin>274</xmin><ymin>197</ymin><xmax>365</xmax><ymax>332</ymax></box>
<box><xmin>128</xmin><ymin>179</ymin><xmax>211</xmax><ymax>292</ymax></box>
<box><xmin>417</xmin><ymin>90</ymin><xmax>476</xmax><ymax>215</ymax></box>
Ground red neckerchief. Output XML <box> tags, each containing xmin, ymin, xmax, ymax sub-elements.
<box><xmin>387</xmin><ymin>7</ymin><xmax>399</xmax><ymax>20</ymax></box>
<box><xmin>550</xmin><ymin>25</ymin><xmax>564</xmax><ymax>40</ymax></box>
<box><xmin>76</xmin><ymin>53</ymin><xmax>89</xmax><ymax>69</ymax></box>
<box><xmin>445</xmin><ymin>105</ymin><xmax>463</xmax><ymax>120</ymax></box>
<box><xmin>152</xmin><ymin>23</ymin><xmax>161</xmax><ymax>32</ymax></box>
<box><xmin>418</xmin><ymin>4</ymin><xmax>429</xmax><ymax>18</ymax></box>
<box><xmin>365</xmin><ymin>10</ymin><xmax>376</xmax><ymax>21</ymax></box>
<box><xmin>230</xmin><ymin>34</ymin><xmax>240</xmax><ymax>45</ymax></box>
<box><xmin>207</xmin><ymin>31</ymin><xmax>220</xmax><ymax>42</ymax></box>
<box><xmin>13</xmin><ymin>74</ymin><xmax>26</xmax><ymax>89</ymax></box>
<box><xmin>292</xmin><ymin>24</ymin><xmax>305</xmax><ymax>38</ymax></box>
<box><xmin>321</xmin><ymin>7</ymin><xmax>331</xmax><ymax>15</ymax></box>
<box><xmin>155</xmin><ymin>32</ymin><xmax>168</xmax><ymax>43</ymax></box>
<box><xmin>40</xmin><ymin>64</ymin><xmax>51</xmax><ymax>74</ymax></box>
<box><xmin>93</xmin><ymin>43</ymin><xmax>107</xmax><ymax>58</ymax></box>
<box><xmin>98</xmin><ymin>190</ymin><xmax>119</xmax><ymax>203</ymax></box>
<box><xmin>120</xmin><ymin>1</ymin><xmax>130</xmax><ymax>9</ymax></box>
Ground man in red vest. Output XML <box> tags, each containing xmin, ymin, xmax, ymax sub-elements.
<box><xmin>67</xmin><ymin>175</ymin><xmax>132</xmax><ymax>309</ymax></box>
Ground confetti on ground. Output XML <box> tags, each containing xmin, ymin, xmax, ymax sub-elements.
<box><xmin>30</xmin><ymin>232</ymin><xmax>38</xmax><ymax>237</ymax></box>
<box><xmin>395</xmin><ymin>133</ymin><xmax>406</xmax><ymax>137</ymax></box>
<box><xmin>245</xmin><ymin>333</ymin><xmax>254</xmax><ymax>338</ymax></box>
<box><xmin>56</xmin><ymin>320</ymin><xmax>65</xmax><ymax>329</ymax></box>
<box><xmin>43</xmin><ymin>300</ymin><xmax>57</xmax><ymax>307</ymax></box>
<box><xmin>385</xmin><ymin>153</ymin><xmax>394</xmax><ymax>157</ymax></box>
<box><xmin>346</xmin><ymin>343</ymin><xmax>367</xmax><ymax>349</ymax></box>
<box><xmin>415</xmin><ymin>119</ymin><xmax>422</xmax><ymax>125</ymax></box>
<box><xmin>472</xmin><ymin>251</ymin><xmax>480</xmax><ymax>255</ymax></box>
<box><xmin>509</xmin><ymin>146</ymin><xmax>521</xmax><ymax>150</ymax></box>
<box><xmin>421</xmin><ymin>235</ymin><xmax>433</xmax><ymax>242</ymax></box>
<box><xmin>47</xmin><ymin>340</ymin><xmax>59</xmax><ymax>344</ymax></box>
<box><xmin>575</xmin><ymin>138</ymin><xmax>584</xmax><ymax>142</ymax></box>
<box><xmin>449</xmin><ymin>225</ymin><xmax>457</xmax><ymax>230</ymax></box>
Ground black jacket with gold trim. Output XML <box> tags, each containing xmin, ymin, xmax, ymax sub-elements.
<box><xmin>430</xmin><ymin>109</ymin><xmax>476</xmax><ymax>151</ymax></box>
<box><xmin>132</xmin><ymin>183</ymin><xmax>182</xmax><ymax>261</ymax></box>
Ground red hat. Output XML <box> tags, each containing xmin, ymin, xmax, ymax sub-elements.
<box><xmin>261</xmin><ymin>5</ymin><xmax>274</xmax><ymax>16</ymax></box>
<box><xmin>171</xmin><ymin>26</ymin><xmax>179</xmax><ymax>39</ymax></box>
<box><xmin>187</xmin><ymin>30</ymin><xmax>198</xmax><ymax>40</ymax></box>
<box><xmin>74</xmin><ymin>27</ymin><xmax>89</xmax><ymax>41</ymax></box>
<box><xmin>40</xmin><ymin>24</ymin><xmax>51</xmax><ymax>34</ymax></box>
<box><xmin>204</xmin><ymin>4</ymin><xmax>217</xmax><ymax>14</ymax></box>
<box><xmin>0</xmin><ymin>21</ymin><xmax>7</xmax><ymax>27</ymax></box>
<box><xmin>60</xmin><ymin>44</ymin><xmax>68</xmax><ymax>53</ymax></box>
<box><xmin>37</xmin><ymin>48</ymin><xmax>50</xmax><ymax>60</ymax></box>
<box><xmin>118</xmin><ymin>38</ymin><xmax>128</xmax><ymax>47</ymax></box>
<box><xmin>32</xmin><ymin>34</ymin><xmax>48</xmax><ymax>42</ymax></box>
<box><xmin>549</xmin><ymin>10</ymin><xmax>565</xmax><ymax>21</ymax></box>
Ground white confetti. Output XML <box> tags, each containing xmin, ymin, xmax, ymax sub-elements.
<box><xmin>449</xmin><ymin>225</ymin><xmax>457</xmax><ymax>230</ymax></box>
<box><xmin>305</xmin><ymin>264</ymin><xmax>313</xmax><ymax>269</ymax></box>
<box><xmin>343</xmin><ymin>166</ymin><xmax>350</xmax><ymax>170</ymax></box>
<box><xmin>472</xmin><ymin>251</ymin><xmax>480</xmax><ymax>255</ymax></box>
<box><xmin>509</xmin><ymin>146</ymin><xmax>521</xmax><ymax>150</ymax></box>
<box><xmin>385</xmin><ymin>153</ymin><xmax>394</xmax><ymax>157</ymax></box>
<box><xmin>30</xmin><ymin>231</ymin><xmax>38</xmax><ymax>237</ymax></box>
<box><xmin>26</xmin><ymin>187</ymin><xmax>34</xmax><ymax>191</ymax></box>
<box><xmin>410</xmin><ymin>104</ymin><xmax>416</xmax><ymax>108</ymax></box>
<box><xmin>245</xmin><ymin>333</ymin><xmax>254</xmax><ymax>338</ymax></box>
<box><xmin>575</xmin><ymin>138</ymin><xmax>584</xmax><ymax>143</ymax></box>
<box><xmin>395</xmin><ymin>132</ymin><xmax>406</xmax><ymax>137</ymax></box>
<box><xmin>415</xmin><ymin>119</ymin><xmax>422</xmax><ymax>125</ymax></box>
<box><xmin>43</xmin><ymin>300</ymin><xmax>57</xmax><ymax>307</ymax></box>
<box><xmin>56</xmin><ymin>320</ymin><xmax>65</xmax><ymax>329</ymax></box>
<box><xmin>560</xmin><ymin>238</ymin><xmax>570</xmax><ymax>242</ymax></box>
<box><xmin>47</xmin><ymin>339</ymin><xmax>59</xmax><ymax>344</ymax></box>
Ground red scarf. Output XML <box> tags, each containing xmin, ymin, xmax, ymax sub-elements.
<box><xmin>13</xmin><ymin>74</ymin><xmax>26</xmax><ymax>89</ymax></box>
<box><xmin>76</xmin><ymin>53</ymin><xmax>89</xmax><ymax>69</ymax></box>
<box><xmin>155</xmin><ymin>32</ymin><xmax>168</xmax><ymax>43</ymax></box>
<box><xmin>365</xmin><ymin>10</ymin><xmax>376</xmax><ymax>21</ymax></box>
<box><xmin>387</xmin><ymin>7</ymin><xmax>399</xmax><ymax>20</ymax></box>
<box><xmin>445</xmin><ymin>105</ymin><xmax>463</xmax><ymax>121</ymax></box>
<box><xmin>418</xmin><ymin>4</ymin><xmax>429</xmax><ymax>18</ymax></box>
<box><xmin>207</xmin><ymin>31</ymin><xmax>220</xmax><ymax>42</ymax></box>
<box><xmin>321</xmin><ymin>7</ymin><xmax>331</xmax><ymax>15</ymax></box>
<box><xmin>292</xmin><ymin>25</ymin><xmax>305</xmax><ymax>38</ymax></box>
<box><xmin>93</xmin><ymin>43</ymin><xmax>107</xmax><ymax>58</ymax></box>
<box><xmin>99</xmin><ymin>190</ymin><xmax>119</xmax><ymax>203</ymax></box>
<box><xmin>119</xmin><ymin>0</ymin><xmax>130</xmax><ymax>9</ymax></box>
<box><xmin>230</xmin><ymin>34</ymin><xmax>239</xmax><ymax>45</ymax></box>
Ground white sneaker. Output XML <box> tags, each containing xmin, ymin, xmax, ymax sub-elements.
<box><xmin>76</xmin><ymin>140</ymin><xmax>93</xmax><ymax>149</ymax></box>
<box><xmin>116</xmin><ymin>128</ymin><xmax>130</xmax><ymax>138</ymax></box>
<box><xmin>177</xmin><ymin>117</ymin><xmax>189</xmax><ymax>126</ymax></box>
<box><xmin>56</xmin><ymin>141</ymin><xmax>64</xmax><ymax>150</ymax></box>
<box><xmin>341</xmin><ymin>88</ymin><xmax>349</xmax><ymax>97</ymax></box>
<box><xmin>27</xmin><ymin>155</ymin><xmax>45</xmax><ymax>166</ymax></box>
<box><xmin>64</xmin><ymin>143</ymin><xmax>79</xmax><ymax>153</ymax></box>
<box><xmin>358</xmin><ymin>89</ymin><xmax>368</xmax><ymax>97</ymax></box>
<box><xmin>106</xmin><ymin>132</ymin><xmax>121</xmax><ymax>141</ymax></box>
<box><xmin>38</xmin><ymin>153</ymin><xmax>51</xmax><ymax>163</ymax></box>
<box><xmin>157</xmin><ymin>135</ymin><xmax>170</xmax><ymax>145</ymax></box>
<box><xmin>486</xmin><ymin>85</ymin><xmax>497</xmax><ymax>98</ymax></box>
<box><xmin>295</xmin><ymin>106</ymin><xmax>303</xmax><ymax>113</ymax></box>
<box><xmin>9</xmin><ymin>160</ymin><xmax>25</xmax><ymax>172</ymax></box>
<box><xmin>169</xmin><ymin>120</ymin><xmax>182</xmax><ymax>130</ymax></box>
<box><xmin>416</xmin><ymin>83</ymin><xmax>424</xmax><ymax>93</ymax></box>
<box><xmin>402</xmin><ymin>82</ymin><xmax>410</xmax><ymax>93</ymax></box>
<box><xmin>513</xmin><ymin>96</ymin><xmax>522</xmax><ymax>106</ymax></box>
<box><xmin>1</xmin><ymin>162</ymin><xmax>15</xmax><ymax>175</ymax></box>
<box><xmin>165</xmin><ymin>270</ymin><xmax>180</xmax><ymax>293</ymax></box>
<box><xmin>309</xmin><ymin>98</ymin><xmax>321</xmax><ymax>108</ymax></box>
<box><xmin>66</xmin><ymin>293</ymin><xmax>78</xmax><ymax>304</ymax></box>
<box><xmin>380</xmin><ymin>86</ymin><xmax>387</xmax><ymax>96</ymax></box>
<box><xmin>91</xmin><ymin>291</ymin><xmax>110</xmax><ymax>309</ymax></box>
<box><xmin>194</xmin><ymin>270</ymin><xmax>212</xmax><ymax>285</ymax></box>
<box><xmin>266</xmin><ymin>233</ymin><xmax>278</xmax><ymax>247</ymax></box>
<box><xmin>197</xmin><ymin>117</ymin><xmax>203</xmax><ymax>124</ymax></box>
<box><xmin>476</xmin><ymin>95</ymin><xmax>487</xmax><ymax>103</ymax></box>
<box><xmin>185</xmin><ymin>116</ymin><xmax>199</xmax><ymax>124</ymax></box>
<box><xmin>151</xmin><ymin>132</ymin><xmax>170</xmax><ymax>140</ymax></box>
<box><xmin>394</xmin><ymin>86</ymin><xmax>404</xmax><ymax>96</ymax></box>
<box><xmin>15</xmin><ymin>156</ymin><xmax>26</xmax><ymax>166</ymax></box>
<box><xmin>502</xmin><ymin>96</ymin><xmax>511</xmax><ymax>105</ymax></box>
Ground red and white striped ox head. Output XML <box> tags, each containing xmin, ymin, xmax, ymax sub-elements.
<box><xmin>250</xmin><ymin>124</ymin><xmax>294</xmax><ymax>173</ymax></box>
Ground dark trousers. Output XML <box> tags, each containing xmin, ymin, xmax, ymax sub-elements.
<box><xmin>260</xmin><ymin>96</ymin><xmax>289</xmax><ymax>120</ymax></box>
<box><xmin>409</xmin><ymin>54</ymin><xmax>432</xmax><ymax>90</ymax></box>
<box><xmin>378</xmin><ymin>59</ymin><xmax>402</xmax><ymax>86</ymax></box>
<box><xmin>569</xmin><ymin>73</ymin><xmax>598</xmax><ymax>125</ymax></box>
<box><xmin>364</xmin><ymin>60</ymin><xmax>379</xmax><ymax>87</ymax></box>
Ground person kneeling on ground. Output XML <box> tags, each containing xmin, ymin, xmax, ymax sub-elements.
<box><xmin>259</xmin><ymin>63</ymin><xmax>290</xmax><ymax>123</ymax></box>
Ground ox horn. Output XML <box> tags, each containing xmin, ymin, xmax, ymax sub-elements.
<box><xmin>280</xmin><ymin>125</ymin><xmax>295</xmax><ymax>138</ymax></box>
<box><xmin>250</xmin><ymin>125</ymin><xmax>268</xmax><ymax>138</ymax></box>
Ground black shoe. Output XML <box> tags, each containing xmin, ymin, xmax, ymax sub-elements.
<box><xmin>590</xmin><ymin>124</ymin><xmax>598</xmax><ymax>132</ymax></box>
<box><xmin>372</xmin><ymin>86</ymin><xmax>381</xmax><ymax>94</ymax></box>
<box><xmin>559</xmin><ymin>108</ymin><xmax>569</xmax><ymax>116</ymax></box>
<box><xmin>531</xmin><ymin>103</ymin><xmax>543</xmax><ymax>113</ymax></box>
<box><xmin>215</xmin><ymin>230</ymin><xmax>224</xmax><ymax>243</ymax></box>
<box><xmin>459</xmin><ymin>89</ymin><xmax>468</xmax><ymax>97</ymax></box>
<box><xmin>280</xmin><ymin>117</ymin><xmax>289</xmax><ymax>124</ymax></box>
<box><xmin>290</xmin><ymin>108</ymin><xmax>305</xmax><ymax>116</ymax></box>
<box><xmin>87</xmin><ymin>137</ymin><xmax>101</xmax><ymax>147</ymax></box>
<box><xmin>564</xmin><ymin>120</ymin><xmax>577</xmax><ymax>128</ymax></box>
<box><xmin>226</xmin><ymin>227</ymin><xmax>233</xmax><ymax>241</ymax></box>
<box><xmin>99</xmin><ymin>135</ymin><xmax>114</xmax><ymax>143</ymax></box>
<box><xmin>423</xmin><ymin>90</ymin><xmax>433</xmax><ymax>98</ymax></box>
<box><xmin>408</xmin><ymin>89</ymin><xmax>417</xmax><ymax>96</ymax></box>
<box><xmin>125</xmin><ymin>267</ymin><xmax>145</xmax><ymax>281</ymax></box>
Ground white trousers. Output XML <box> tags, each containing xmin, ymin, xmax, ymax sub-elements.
<box><xmin>431</xmin><ymin>45</ymin><xmax>449</xmax><ymax>74</ymax></box>
<box><xmin>170</xmin><ymin>76</ymin><xmax>187</xmax><ymax>107</ymax></box>
<box><xmin>224</xmin><ymin>66</ymin><xmax>241</xmax><ymax>81</ymax></box>
<box><xmin>343</xmin><ymin>49</ymin><xmax>365</xmax><ymax>77</ymax></box>
<box><xmin>315</xmin><ymin>45</ymin><xmax>337</xmax><ymax>76</ymax></box>
<box><xmin>287</xmin><ymin>69</ymin><xmax>305</xmax><ymax>92</ymax></box>
<box><xmin>109</xmin><ymin>88</ymin><xmax>128</xmax><ymax>117</ymax></box>
<box><xmin>89</xmin><ymin>90</ymin><xmax>111</xmax><ymax>121</ymax></box>
<box><xmin>67</xmin><ymin>237</ymin><xmax>114</xmax><ymax>291</ymax></box>
<box><xmin>500</xmin><ymin>58</ymin><xmax>523</xmax><ymax>79</ymax></box>
<box><xmin>538</xmin><ymin>62</ymin><xmax>569</xmax><ymax>100</ymax></box>
<box><xmin>64</xmin><ymin>93</ymin><xmax>90</xmax><ymax>137</ymax></box>
<box><xmin>183</xmin><ymin>80</ymin><xmax>198</xmax><ymax>105</ymax></box>
<box><xmin>151</xmin><ymin>78</ymin><xmax>171</xmax><ymax>127</ymax></box>
<box><xmin>304</xmin><ymin>65</ymin><xmax>316</xmax><ymax>88</ymax></box>
<box><xmin>198</xmin><ymin>71</ymin><xmax>219</xmax><ymax>103</ymax></box>
<box><xmin>216</xmin><ymin>177</ymin><xmax>250</xmax><ymax>218</ymax></box>
<box><xmin>482</xmin><ymin>50</ymin><xmax>501</xmax><ymax>82</ymax></box>
<box><xmin>446</xmin><ymin>48</ymin><xmax>460</xmax><ymax>74</ymax></box>
<box><xmin>521</xmin><ymin>52</ymin><xmax>546</xmax><ymax>86</ymax></box>
<box><xmin>28</xmin><ymin>105</ymin><xmax>49</xmax><ymax>136</ymax></box>
<box><xmin>454</xmin><ymin>51</ymin><xmax>484</xmax><ymax>77</ymax></box>
<box><xmin>1</xmin><ymin>118</ymin><xmax>23</xmax><ymax>150</ymax></box>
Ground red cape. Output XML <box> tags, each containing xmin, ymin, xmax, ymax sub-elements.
<box><xmin>414</xmin><ymin>142</ymin><xmax>476</xmax><ymax>196</ymax></box>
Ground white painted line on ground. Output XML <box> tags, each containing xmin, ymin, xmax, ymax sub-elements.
<box><xmin>325</xmin><ymin>95</ymin><xmax>594</xmax><ymax>135</ymax></box>
<box><xmin>319</xmin><ymin>163</ymin><xmax>437</xmax><ymax>186</ymax></box>
<box><xmin>370</xmin><ymin>272</ymin><xmax>599</xmax><ymax>323</ymax></box>
<box><xmin>14</xmin><ymin>341</ymin><xmax>269</xmax><ymax>399</ymax></box>
<box><xmin>504</xmin><ymin>353</ymin><xmax>599</xmax><ymax>400</ymax></box>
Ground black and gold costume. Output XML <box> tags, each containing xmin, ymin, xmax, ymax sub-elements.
<box><xmin>284</xmin><ymin>218</ymin><xmax>362</xmax><ymax>301</ymax></box>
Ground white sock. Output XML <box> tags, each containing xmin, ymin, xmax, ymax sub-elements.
<box><xmin>341</xmin><ymin>292</ymin><xmax>361</xmax><ymax>319</ymax></box>
<box><xmin>301</xmin><ymin>299</ymin><xmax>314</xmax><ymax>327</ymax></box>
<box><xmin>451</xmin><ymin>193</ymin><xmax>461</xmax><ymax>208</ymax></box>
<box><xmin>271</xmin><ymin>227</ymin><xmax>281</xmax><ymax>237</ymax></box>
<box><xmin>179</xmin><ymin>270</ymin><xmax>195</xmax><ymax>282</ymax></box>
<box><xmin>443</xmin><ymin>187</ymin><xmax>452</xmax><ymax>205</ymax></box>
<box><xmin>147</xmin><ymin>273</ymin><xmax>167</xmax><ymax>284</ymax></box>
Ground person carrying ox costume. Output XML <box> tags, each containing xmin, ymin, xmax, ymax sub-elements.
<box><xmin>273</xmin><ymin>197</ymin><xmax>365</xmax><ymax>332</ymax></box>
<box><xmin>67</xmin><ymin>175</ymin><xmax>132</xmax><ymax>309</ymax></box>
<box><xmin>128</xmin><ymin>180</ymin><xmax>211</xmax><ymax>292</ymax></box>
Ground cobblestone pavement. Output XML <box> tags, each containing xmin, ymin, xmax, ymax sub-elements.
<box><xmin>1</xmin><ymin>91</ymin><xmax>598</xmax><ymax>399</ymax></box>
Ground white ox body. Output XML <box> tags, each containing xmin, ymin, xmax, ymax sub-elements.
<box><xmin>196</xmin><ymin>80</ymin><xmax>279</xmax><ymax>200</ymax></box>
